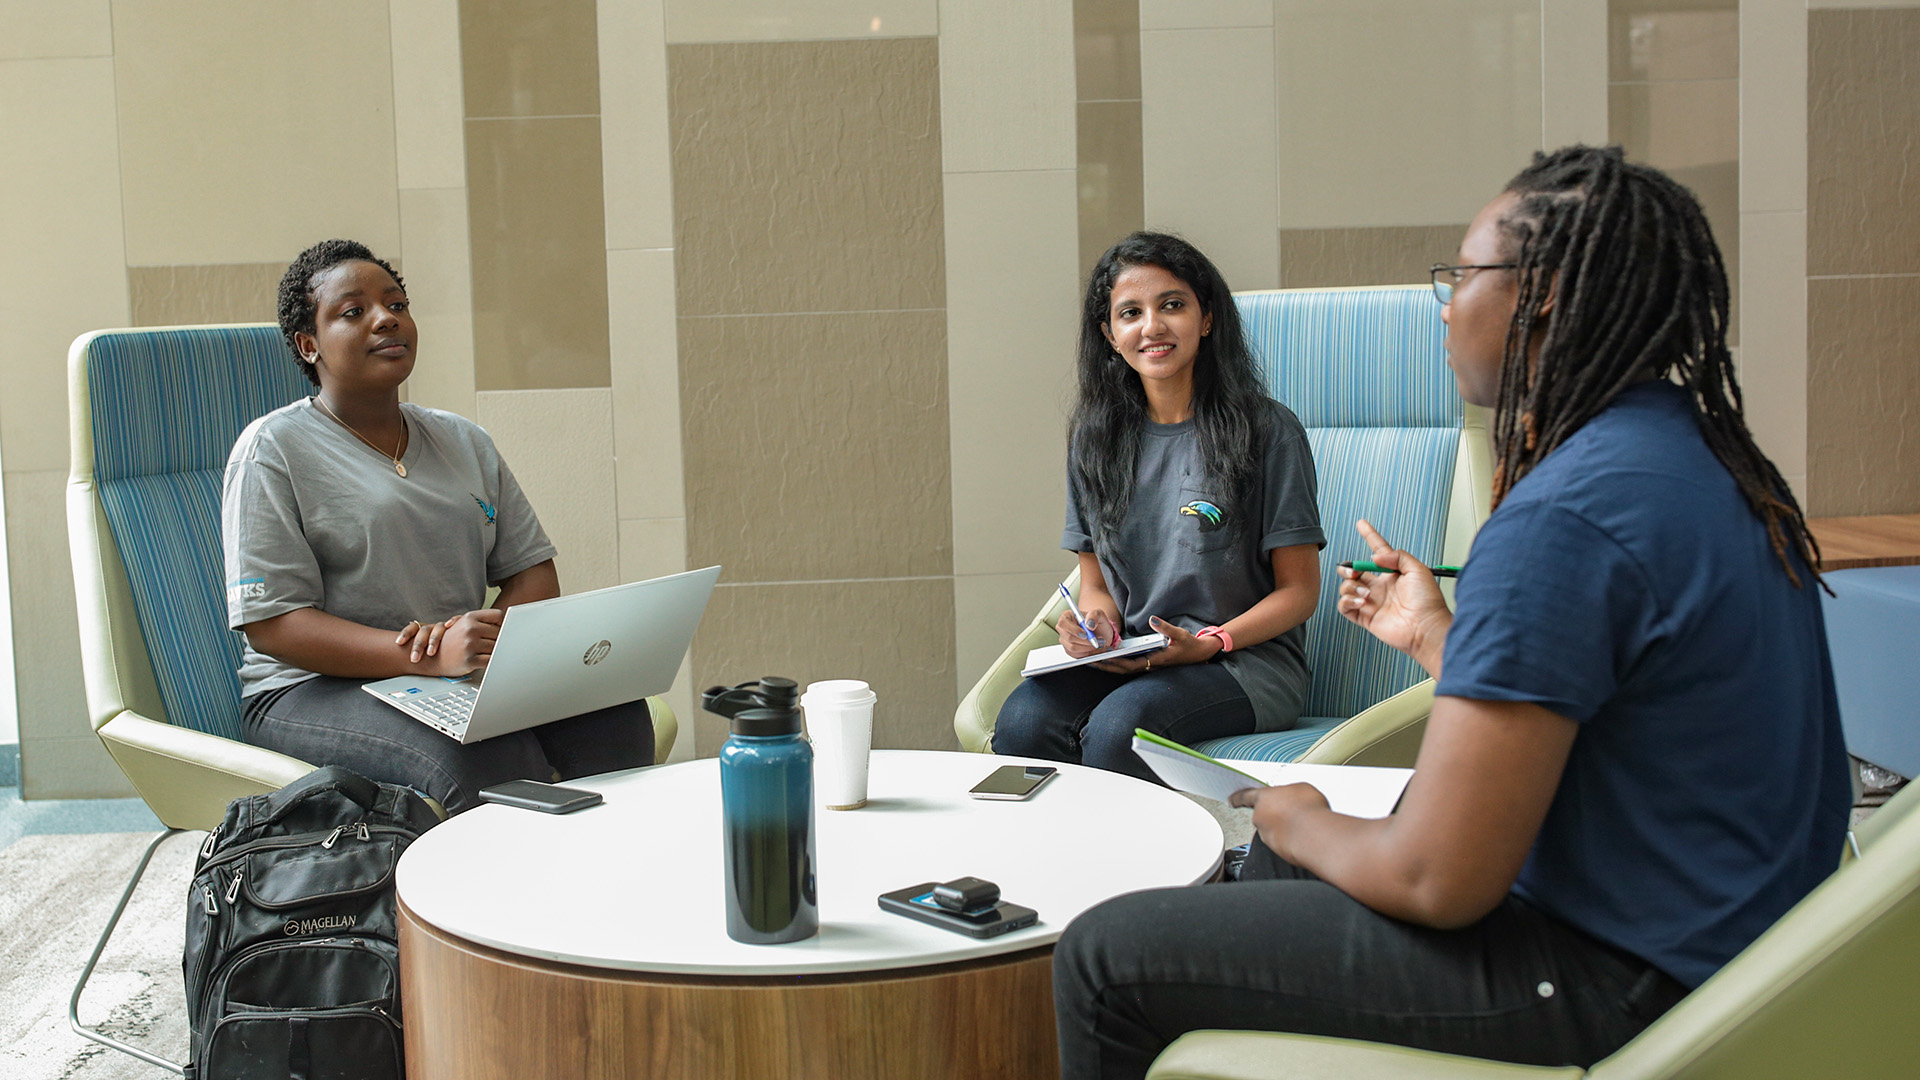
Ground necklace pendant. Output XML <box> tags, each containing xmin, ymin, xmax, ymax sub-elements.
<box><xmin>395</xmin><ymin>462</ymin><xmax>408</xmax><ymax>478</ymax></box>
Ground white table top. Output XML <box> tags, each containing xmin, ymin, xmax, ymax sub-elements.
<box><xmin>396</xmin><ymin>750</ymin><xmax>1225</xmax><ymax>977</ymax></box>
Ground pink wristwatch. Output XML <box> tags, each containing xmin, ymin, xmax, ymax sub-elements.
<box><xmin>1196</xmin><ymin>626</ymin><xmax>1234</xmax><ymax>653</ymax></box>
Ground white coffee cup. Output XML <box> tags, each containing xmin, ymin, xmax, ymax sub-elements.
<box><xmin>802</xmin><ymin>679</ymin><xmax>876</xmax><ymax>810</ymax></box>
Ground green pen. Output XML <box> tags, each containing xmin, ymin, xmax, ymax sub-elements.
<box><xmin>1339</xmin><ymin>559</ymin><xmax>1461</xmax><ymax>578</ymax></box>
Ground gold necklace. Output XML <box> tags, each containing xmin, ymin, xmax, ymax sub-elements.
<box><xmin>313</xmin><ymin>396</ymin><xmax>409</xmax><ymax>477</ymax></box>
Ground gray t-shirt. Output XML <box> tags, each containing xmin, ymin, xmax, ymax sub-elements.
<box><xmin>1064</xmin><ymin>400</ymin><xmax>1324</xmax><ymax>732</ymax></box>
<box><xmin>222</xmin><ymin>399</ymin><xmax>556</xmax><ymax>697</ymax></box>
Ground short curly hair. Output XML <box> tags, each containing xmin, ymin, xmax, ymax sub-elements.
<box><xmin>276</xmin><ymin>239</ymin><xmax>405</xmax><ymax>387</ymax></box>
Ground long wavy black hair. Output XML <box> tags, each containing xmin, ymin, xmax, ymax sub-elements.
<box><xmin>1491</xmin><ymin>146</ymin><xmax>1820</xmax><ymax>587</ymax></box>
<box><xmin>1071</xmin><ymin>232</ymin><xmax>1270</xmax><ymax>559</ymax></box>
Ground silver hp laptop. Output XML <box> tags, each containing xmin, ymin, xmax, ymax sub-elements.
<box><xmin>361</xmin><ymin>565</ymin><xmax>721</xmax><ymax>743</ymax></box>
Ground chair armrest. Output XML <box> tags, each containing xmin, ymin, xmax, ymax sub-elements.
<box><xmin>954</xmin><ymin>615</ymin><xmax>1064</xmax><ymax>752</ymax></box>
<box><xmin>1294</xmin><ymin>679</ymin><xmax>1434</xmax><ymax>767</ymax></box>
<box><xmin>1148</xmin><ymin>1031</ymin><xmax>1584</xmax><ymax>1080</ymax></box>
<box><xmin>647</xmin><ymin>695</ymin><xmax>677</xmax><ymax>761</ymax></box>
<box><xmin>95</xmin><ymin>711</ymin><xmax>314</xmax><ymax>831</ymax></box>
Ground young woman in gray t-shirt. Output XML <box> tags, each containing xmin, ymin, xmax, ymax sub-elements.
<box><xmin>992</xmin><ymin>233</ymin><xmax>1325</xmax><ymax>782</ymax></box>
<box><xmin>221</xmin><ymin>240</ymin><xmax>653</xmax><ymax>813</ymax></box>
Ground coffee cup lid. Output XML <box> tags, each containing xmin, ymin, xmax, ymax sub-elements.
<box><xmin>803</xmin><ymin>679</ymin><xmax>875</xmax><ymax>704</ymax></box>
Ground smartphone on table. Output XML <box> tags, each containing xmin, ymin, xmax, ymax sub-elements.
<box><xmin>879</xmin><ymin>881</ymin><xmax>1039</xmax><ymax>938</ymax></box>
<box><xmin>969</xmin><ymin>765</ymin><xmax>1058</xmax><ymax>801</ymax></box>
<box><xmin>477</xmin><ymin>779</ymin><xmax>603</xmax><ymax>814</ymax></box>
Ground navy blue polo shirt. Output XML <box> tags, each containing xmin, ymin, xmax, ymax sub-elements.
<box><xmin>1437</xmin><ymin>382</ymin><xmax>1849</xmax><ymax>988</ymax></box>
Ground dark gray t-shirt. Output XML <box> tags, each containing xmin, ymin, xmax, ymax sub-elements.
<box><xmin>222</xmin><ymin>399</ymin><xmax>555</xmax><ymax>697</ymax></box>
<box><xmin>1064</xmin><ymin>400</ymin><xmax>1323</xmax><ymax>732</ymax></box>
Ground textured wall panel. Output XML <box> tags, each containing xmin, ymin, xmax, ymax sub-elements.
<box><xmin>691</xmin><ymin>579</ymin><xmax>958</xmax><ymax>754</ymax></box>
<box><xmin>1279</xmin><ymin>225</ymin><xmax>1465</xmax><ymax>290</ymax></box>
<box><xmin>129</xmin><ymin>264</ymin><xmax>284</xmax><ymax>328</ymax></box>
<box><xmin>1075</xmin><ymin>0</ymin><xmax>1141</xmax><ymax>101</ymax></box>
<box><xmin>679</xmin><ymin>311</ymin><xmax>953</xmax><ymax>582</ymax></box>
<box><xmin>459</xmin><ymin>0</ymin><xmax>601</xmax><ymax>118</ymax></box>
<box><xmin>938</xmin><ymin>0</ymin><xmax>1076</xmax><ymax>173</ymax></box>
<box><xmin>1807</xmin><ymin>276</ymin><xmax>1920</xmax><ymax>516</ymax></box>
<box><xmin>391</xmin><ymin>0</ymin><xmax>468</xmax><ymax>189</ymax></box>
<box><xmin>664</xmin><ymin>0</ymin><xmax>936</xmax><ymax>44</ymax></box>
<box><xmin>667</xmin><ymin>39</ymin><xmax>945</xmax><ymax>318</ymax></box>
<box><xmin>1809</xmin><ymin>8</ymin><xmax>1920</xmax><ymax>276</ymax></box>
<box><xmin>466</xmin><ymin>117</ymin><xmax>611</xmax><ymax>390</ymax></box>
<box><xmin>1077</xmin><ymin>101</ymin><xmax>1145</xmax><ymax>274</ymax></box>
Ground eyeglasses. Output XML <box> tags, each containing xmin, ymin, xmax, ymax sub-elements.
<box><xmin>1429</xmin><ymin>262</ymin><xmax>1517</xmax><ymax>305</ymax></box>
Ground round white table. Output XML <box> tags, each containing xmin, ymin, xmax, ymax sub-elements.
<box><xmin>396</xmin><ymin>750</ymin><xmax>1223</xmax><ymax>1079</ymax></box>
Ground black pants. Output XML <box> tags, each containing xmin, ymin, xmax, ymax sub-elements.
<box><xmin>1053</xmin><ymin>841</ymin><xmax>1688</xmax><ymax>1079</ymax></box>
<box><xmin>992</xmin><ymin>662</ymin><xmax>1257</xmax><ymax>784</ymax></box>
<box><xmin>243</xmin><ymin>675</ymin><xmax>654</xmax><ymax>814</ymax></box>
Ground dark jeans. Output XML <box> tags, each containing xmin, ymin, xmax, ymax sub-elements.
<box><xmin>1052</xmin><ymin>842</ymin><xmax>1688</xmax><ymax>1080</ymax></box>
<box><xmin>992</xmin><ymin>662</ymin><xmax>1257</xmax><ymax>784</ymax></box>
<box><xmin>243</xmin><ymin>675</ymin><xmax>654</xmax><ymax>814</ymax></box>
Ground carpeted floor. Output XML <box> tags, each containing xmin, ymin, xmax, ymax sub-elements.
<box><xmin>2</xmin><ymin>830</ymin><xmax>197</xmax><ymax>1080</ymax></box>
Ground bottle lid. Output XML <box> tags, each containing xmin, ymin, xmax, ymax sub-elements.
<box><xmin>731</xmin><ymin>706</ymin><xmax>802</xmax><ymax>737</ymax></box>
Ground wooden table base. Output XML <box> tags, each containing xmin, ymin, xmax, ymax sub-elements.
<box><xmin>399</xmin><ymin>899</ymin><xmax>1061</xmax><ymax>1079</ymax></box>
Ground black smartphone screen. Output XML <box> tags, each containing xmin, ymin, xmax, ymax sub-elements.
<box><xmin>878</xmin><ymin>883</ymin><xmax>1039</xmax><ymax>938</ymax></box>
<box><xmin>968</xmin><ymin>765</ymin><xmax>1058</xmax><ymax>800</ymax></box>
<box><xmin>477</xmin><ymin>779</ymin><xmax>603</xmax><ymax>814</ymax></box>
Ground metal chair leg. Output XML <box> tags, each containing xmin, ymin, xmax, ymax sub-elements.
<box><xmin>68</xmin><ymin>827</ymin><xmax>187</xmax><ymax>1075</ymax></box>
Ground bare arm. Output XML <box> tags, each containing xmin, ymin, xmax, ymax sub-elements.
<box><xmin>1227</xmin><ymin>518</ymin><xmax>1577</xmax><ymax>928</ymax></box>
<box><xmin>1097</xmin><ymin>543</ymin><xmax>1320</xmax><ymax>673</ymax></box>
<box><xmin>1234</xmin><ymin>696</ymin><xmax>1577</xmax><ymax>928</ymax></box>
<box><xmin>242</xmin><ymin>606</ymin><xmax>499</xmax><ymax>680</ymax></box>
<box><xmin>241</xmin><ymin>560</ymin><xmax>562</xmax><ymax>679</ymax></box>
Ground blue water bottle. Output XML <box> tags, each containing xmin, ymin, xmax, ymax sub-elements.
<box><xmin>706</xmin><ymin>677</ymin><xmax>818</xmax><ymax>944</ymax></box>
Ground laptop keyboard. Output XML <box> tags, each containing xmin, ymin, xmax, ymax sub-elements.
<box><xmin>413</xmin><ymin>685</ymin><xmax>479</xmax><ymax>731</ymax></box>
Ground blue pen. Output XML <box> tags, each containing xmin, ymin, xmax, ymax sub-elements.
<box><xmin>1059</xmin><ymin>584</ymin><xmax>1102</xmax><ymax>646</ymax></box>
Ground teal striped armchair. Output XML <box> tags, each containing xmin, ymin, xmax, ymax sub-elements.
<box><xmin>954</xmin><ymin>285</ymin><xmax>1490</xmax><ymax>767</ymax></box>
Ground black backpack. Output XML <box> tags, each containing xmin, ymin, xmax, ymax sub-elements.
<box><xmin>183</xmin><ymin>766</ymin><xmax>440</xmax><ymax>1080</ymax></box>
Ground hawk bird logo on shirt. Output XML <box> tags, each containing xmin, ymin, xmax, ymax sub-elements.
<box><xmin>1179</xmin><ymin>500</ymin><xmax>1225</xmax><ymax>532</ymax></box>
<box><xmin>472</xmin><ymin>495</ymin><xmax>496</xmax><ymax>527</ymax></box>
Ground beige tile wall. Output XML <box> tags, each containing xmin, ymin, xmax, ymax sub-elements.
<box><xmin>111</xmin><ymin>1</ymin><xmax>402</xmax><ymax>268</ymax></box>
<box><xmin>1075</xmin><ymin>0</ymin><xmax>1144</xmax><ymax>272</ymax></box>
<box><xmin>1806</xmin><ymin>7</ymin><xmax>1920</xmax><ymax>516</ymax></box>
<box><xmin>1279</xmin><ymin>226</ymin><xmax>1464</xmax><ymax>289</ymax></box>
<box><xmin>1740</xmin><ymin>0</ymin><xmax>1808</xmax><ymax>500</ymax></box>
<box><xmin>1142</xmin><ymin>24</ymin><xmax>1279</xmax><ymax>291</ymax></box>
<box><xmin>668</xmin><ymin>38</ymin><xmax>958</xmax><ymax>752</ymax></box>
<box><xmin>461</xmin><ymin>0</ymin><xmax>611</xmax><ymax>393</ymax></box>
<box><xmin>128</xmin><ymin>265</ymin><xmax>285</xmax><ymax>328</ymax></box>
<box><xmin>944</xmin><ymin>0</ymin><xmax>1083</xmax><ymax>708</ymax></box>
<box><xmin>1609</xmin><ymin>0</ymin><xmax>1740</xmax><ymax>344</ymax></box>
<box><xmin>664</xmin><ymin>0</ymin><xmax>938</xmax><ymax>43</ymax></box>
<box><xmin>2</xmin><ymin>52</ymin><xmax>132</xmax><ymax>794</ymax></box>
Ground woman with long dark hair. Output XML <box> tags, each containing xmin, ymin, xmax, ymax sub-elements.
<box><xmin>991</xmin><ymin>232</ymin><xmax>1324</xmax><ymax>781</ymax></box>
<box><xmin>1050</xmin><ymin>148</ymin><xmax>1849</xmax><ymax>1077</ymax></box>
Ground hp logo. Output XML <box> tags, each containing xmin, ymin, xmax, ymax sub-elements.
<box><xmin>583</xmin><ymin>640</ymin><xmax>612</xmax><ymax>666</ymax></box>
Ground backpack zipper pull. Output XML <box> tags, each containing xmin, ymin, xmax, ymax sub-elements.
<box><xmin>225</xmin><ymin>870</ymin><xmax>243</xmax><ymax>905</ymax></box>
<box><xmin>201</xmin><ymin>827</ymin><xmax>219</xmax><ymax>859</ymax></box>
<box><xmin>357</xmin><ymin>822</ymin><xmax>370</xmax><ymax>841</ymax></box>
<box><xmin>202</xmin><ymin>884</ymin><xmax>218</xmax><ymax>915</ymax></box>
<box><xmin>321</xmin><ymin>825</ymin><xmax>346</xmax><ymax>849</ymax></box>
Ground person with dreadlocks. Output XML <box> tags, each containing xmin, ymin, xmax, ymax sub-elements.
<box><xmin>991</xmin><ymin>231</ymin><xmax>1324</xmax><ymax>782</ymax></box>
<box><xmin>221</xmin><ymin>239</ymin><xmax>656</xmax><ymax>814</ymax></box>
<box><xmin>1050</xmin><ymin>147</ymin><xmax>1849</xmax><ymax>1078</ymax></box>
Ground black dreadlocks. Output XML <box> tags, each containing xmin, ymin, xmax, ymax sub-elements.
<box><xmin>275</xmin><ymin>239</ymin><xmax>405</xmax><ymax>387</ymax></box>
<box><xmin>1489</xmin><ymin>145</ymin><xmax>1822</xmax><ymax>588</ymax></box>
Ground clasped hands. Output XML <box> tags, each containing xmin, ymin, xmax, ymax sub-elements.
<box><xmin>394</xmin><ymin>609</ymin><xmax>503</xmax><ymax>677</ymax></box>
<box><xmin>1054</xmin><ymin>610</ymin><xmax>1221</xmax><ymax>674</ymax></box>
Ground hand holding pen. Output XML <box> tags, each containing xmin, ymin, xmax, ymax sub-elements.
<box><xmin>1056</xmin><ymin>584</ymin><xmax>1118</xmax><ymax>657</ymax></box>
